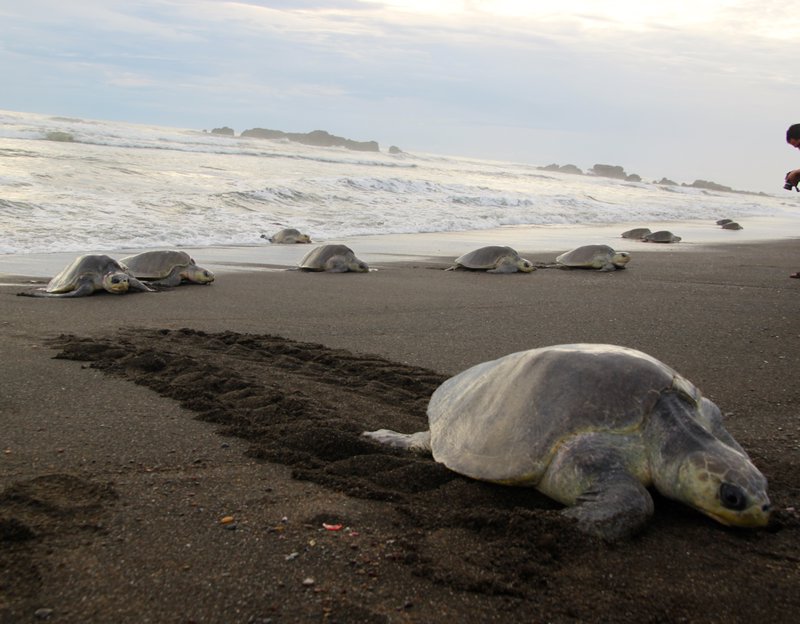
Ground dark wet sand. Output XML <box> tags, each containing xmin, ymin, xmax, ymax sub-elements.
<box><xmin>2</xmin><ymin>241</ymin><xmax>800</xmax><ymax>623</ymax></box>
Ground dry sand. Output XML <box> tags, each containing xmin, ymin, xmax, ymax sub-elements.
<box><xmin>2</xmin><ymin>240</ymin><xmax>800</xmax><ymax>623</ymax></box>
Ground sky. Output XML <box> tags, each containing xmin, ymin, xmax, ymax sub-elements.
<box><xmin>1</xmin><ymin>0</ymin><xmax>799</xmax><ymax>192</ymax></box>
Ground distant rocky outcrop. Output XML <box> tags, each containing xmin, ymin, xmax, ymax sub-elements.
<box><xmin>590</xmin><ymin>164</ymin><xmax>642</xmax><ymax>182</ymax></box>
<box><xmin>240</xmin><ymin>128</ymin><xmax>379</xmax><ymax>152</ymax></box>
<box><xmin>683</xmin><ymin>179</ymin><xmax>733</xmax><ymax>192</ymax></box>
<box><xmin>591</xmin><ymin>164</ymin><xmax>627</xmax><ymax>179</ymax></box>
<box><xmin>539</xmin><ymin>163</ymin><xmax>583</xmax><ymax>175</ymax></box>
<box><xmin>543</xmin><ymin>162</ymin><xmax>642</xmax><ymax>182</ymax></box>
<box><xmin>538</xmin><ymin>162</ymin><xmax>763</xmax><ymax>195</ymax></box>
<box><xmin>210</xmin><ymin>126</ymin><xmax>235</xmax><ymax>136</ymax></box>
<box><xmin>388</xmin><ymin>145</ymin><xmax>404</xmax><ymax>154</ymax></box>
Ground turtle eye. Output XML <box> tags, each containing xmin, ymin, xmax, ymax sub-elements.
<box><xmin>719</xmin><ymin>483</ymin><xmax>748</xmax><ymax>511</ymax></box>
<box><xmin>111</xmin><ymin>277</ymin><xmax>120</xmax><ymax>284</ymax></box>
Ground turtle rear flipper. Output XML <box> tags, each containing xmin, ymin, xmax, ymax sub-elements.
<box><xmin>27</xmin><ymin>280</ymin><xmax>97</xmax><ymax>298</ymax></box>
<box><xmin>17</xmin><ymin>282</ymin><xmax>94</xmax><ymax>298</ymax></box>
<box><xmin>362</xmin><ymin>429</ymin><xmax>432</xmax><ymax>454</ymax></box>
<box><xmin>17</xmin><ymin>288</ymin><xmax>51</xmax><ymax>298</ymax></box>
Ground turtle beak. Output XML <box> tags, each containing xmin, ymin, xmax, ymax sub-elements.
<box><xmin>701</xmin><ymin>503</ymin><xmax>771</xmax><ymax>528</ymax></box>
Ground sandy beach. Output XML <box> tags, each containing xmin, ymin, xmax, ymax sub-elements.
<box><xmin>2</xmin><ymin>236</ymin><xmax>800</xmax><ymax>623</ymax></box>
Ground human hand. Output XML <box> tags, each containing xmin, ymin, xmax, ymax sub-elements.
<box><xmin>785</xmin><ymin>169</ymin><xmax>800</xmax><ymax>186</ymax></box>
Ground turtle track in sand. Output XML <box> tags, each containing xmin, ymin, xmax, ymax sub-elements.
<box><xmin>50</xmin><ymin>328</ymin><xmax>800</xmax><ymax>618</ymax></box>
<box><xmin>52</xmin><ymin>328</ymin><xmax>584</xmax><ymax>596</ymax></box>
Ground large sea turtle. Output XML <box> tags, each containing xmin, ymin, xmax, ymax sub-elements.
<box><xmin>621</xmin><ymin>227</ymin><xmax>651</xmax><ymax>239</ymax></box>
<box><xmin>119</xmin><ymin>250</ymin><xmax>214</xmax><ymax>286</ymax></box>
<box><xmin>18</xmin><ymin>254</ymin><xmax>153</xmax><ymax>298</ymax></box>
<box><xmin>556</xmin><ymin>245</ymin><xmax>630</xmax><ymax>271</ymax></box>
<box><xmin>642</xmin><ymin>231</ymin><xmax>682</xmax><ymax>243</ymax></box>
<box><xmin>721</xmin><ymin>222</ymin><xmax>743</xmax><ymax>230</ymax></box>
<box><xmin>263</xmin><ymin>228</ymin><xmax>312</xmax><ymax>244</ymax></box>
<box><xmin>447</xmin><ymin>246</ymin><xmax>535</xmax><ymax>273</ymax></box>
<box><xmin>363</xmin><ymin>344</ymin><xmax>771</xmax><ymax>540</ymax></box>
<box><xmin>298</xmin><ymin>244</ymin><xmax>369</xmax><ymax>272</ymax></box>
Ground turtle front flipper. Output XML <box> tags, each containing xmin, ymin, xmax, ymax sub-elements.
<box><xmin>127</xmin><ymin>276</ymin><xmax>156</xmax><ymax>292</ymax></box>
<box><xmin>146</xmin><ymin>271</ymin><xmax>183</xmax><ymax>287</ymax></box>
<box><xmin>562</xmin><ymin>476</ymin><xmax>654</xmax><ymax>541</ymax></box>
<box><xmin>538</xmin><ymin>433</ymin><xmax>654</xmax><ymax>541</ymax></box>
<box><xmin>487</xmin><ymin>264</ymin><xmax>518</xmax><ymax>274</ymax></box>
<box><xmin>325</xmin><ymin>256</ymin><xmax>349</xmax><ymax>273</ymax></box>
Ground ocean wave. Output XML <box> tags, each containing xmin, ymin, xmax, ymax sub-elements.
<box><xmin>0</xmin><ymin>109</ymin><xmax>796</xmax><ymax>254</ymax></box>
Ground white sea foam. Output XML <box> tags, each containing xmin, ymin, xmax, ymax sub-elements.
<box><xmin>0</xmin><ymin>109</ymin><xmax>798</xmax><ymax>255</ymax></box>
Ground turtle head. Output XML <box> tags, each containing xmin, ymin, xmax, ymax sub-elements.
<box><xmin>647</xmin><ymin>390</ymin><xmax>771</xmax><ymax>528</ymax></box>
<box><xmin>348</xmin><ymin>259</ymin><xmax>370</xmax><ymax>273</ymax></box>
<box><xmin>184</xmin><ymin>266</ymin><xmax>215</xmax><ymax>284</ymax></box>
<box><xmin>674</xmin><ymin>449</ymin><xmax>771</xmax><ymax>528</ymax></box>
<box><xmin>517</xmin><ymin>258</ymin><xmax>536</xmax><ymax>273</ymax></box>
<box><xmin>612</xmin><ymin>251</ymin><xmax>631</xmax><ymax>267</ymax></box>
<box><xmin>103</xmin><ymin>271</ymin><xmax>131</xmax><ymax>294</ymax></box>
<box><xmin>297</xmin><ymin>234</ymin><xmax>312</xmax><ymax>243</ymax></box>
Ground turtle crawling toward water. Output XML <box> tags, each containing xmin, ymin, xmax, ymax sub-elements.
<box><xmin>447</xmin><ymin>246</ymin><xmax>535</xmax><ymax>273</ymax></box>
<box><xmin>119</xmin><ymin>250</ymin><xmax>214</xmax><ymax>287</ymax></box>
<box><xmin>721</xmin><ymin>222</ymin><xmax>743</xmax><ymax>230</ymax></box>
<box><xmin>18</xmin><ymin>254</ymin><xmax>154</xmax><ymax>297</ymax></box>
<box><xmin>298</xmin><ymin>244</ymin><xmax>369</xmax><ymax>272</ymax></box>
<box><xmin>556</xmin><ymin>245</ymin><xmax>630</xmax><ymax>271</ymax></box>
<box><xmin>363</xmin><ymin>344</ymin><xmax>771</xmax><ymax>540</ymax></box>
<box><xmin>621</xmin><ymin>227</ymin><xmax>651</xmax><ymax>239</ymax></box>
<box><xmin>263</xmin><ymin>228</ymin><xmax>312</xmax><ymax>244</ymax></box>
<box><xmin>642</xmin><ymin>231</ymin><xmax>682</xmax><ymax>243</ymax></box>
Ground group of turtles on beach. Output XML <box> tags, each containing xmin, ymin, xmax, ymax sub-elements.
<box><xmin>447</xmin><ymin>244</ymin><xmax>631</xmax><ymax>273</ymax></box>
<box><xmin>620</xmin><ymin>217</ymin><xmax>745</xmax><ymax>243</ymax></box>
<box><xmin>621</xmin><ymin>228</ymin><xmax>682</xmax><ymax>243</ymax></box>
<box><xmin>18</xmin><ymin>250</ymin><xmax>215</xmax><ymax>298</ymax></box>
<box><xmin>18</xmin><ymin>225</ymin><xmax>773</xmax><ymax>543</ymax></box>
<box><xmin>17</xmin><ymin>240</ymin><xmax>635</xmax><ymax>298</ymax></box>
<box><xmin>268</xmin><ymin>228</ymin><xmax>634</xmax><ymax>274</ymax></box>
<box><xmin>716</xmin><ymin>218</ymin><xmax>744</xmax><ymax>230</ymax></box>
<box><xmin>18</xmin><ymin>217</ymin><xmax>750</xmax><ymax>293</ymax></box>
<box><xmin>249</xmin><ymin>225</ymin><xmax>772</xmax><ymax>540</ymax></box>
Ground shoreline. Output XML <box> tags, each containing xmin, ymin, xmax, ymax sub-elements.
<box><xmin>2</xmin><ymin>217</ymin><xmax>798</xmax><ymax>278</ymax></box>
